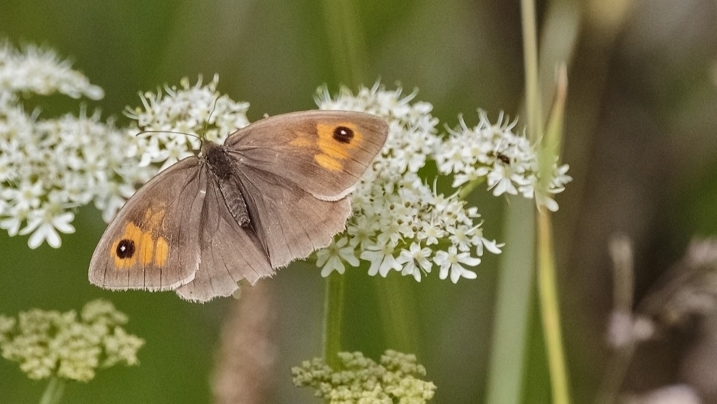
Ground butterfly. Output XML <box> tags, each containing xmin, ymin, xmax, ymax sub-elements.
<box><xmin>88</xmin><ymin>110</ymin><xmax>388</xmax><ymax>302</ymax></box>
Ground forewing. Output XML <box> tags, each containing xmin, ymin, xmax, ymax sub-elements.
<box><xmin>89</xmin><ymin>158</ymin><xmax>206</xmax><ymax>291</ymax></box>
<box><xmin>224</xmin><ymin>110</ymin><xmax>388</xmax><ymax>200</ymax></box>
<box><xmin>175</xmin><ymin>175</ymin><xmax>273</xmax><ymax>302</ymax></box>
<box><xmin>234</xmin><ymin>162</ymin><xmax>351</xmax><ymax>269</ymax></box>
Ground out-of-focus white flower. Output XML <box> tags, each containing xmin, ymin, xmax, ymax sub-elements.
<box><xmin>622</xmin><ymin>384</ymin><xmax>702</xmax><ymax>404</ymax></box>
<box><xmin>292</xmin><ymin>350</ymin><xmax>436</xmax><ymax>403</ymax></box>
<box><xmin>0</xmin><ymin>300</ymin><xmax>143</xmax><ymax>382</ymax></box>
<box><xmin>0</xmin><ymin>40</ymin><xmax>104</xmax><ymax>99</ymax></box>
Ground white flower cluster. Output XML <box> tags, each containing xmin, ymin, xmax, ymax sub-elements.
<box><xmin>0</xmin><ymin>40</ymin><xmax>572</xmax><ymax>283</ymax></box>
<box><xmin>0</xmin><ymin>41</ymin><xmax>103</xmax><ymax>99</ymax></box>
<box><xmin>0</xmin><ymin>42</ymin><xmax>250</xmax><ymax>249</ymax></box>
<box><xmin>435</xmin><ymin>112</ymin><xmax>572</xmax><ymax>212</ymax></box>
<box><xmin>122</xmin><ymin>82</ymin><xmax>504</xmax><ymax>283</ymax></box>
<box><xmin>315</xmin><ymin>85</ymin><xmax>503</xmax><ymax>283</ymax></box>
<box><xmin>124</xmin><ymin>74</ymin><xmax>250</xmax><ymax>172</ymax></box>
<box><xmin>0</xmin><ymin>41</ymin><xmax>140</xmax><ymax>248</ymax></box>
<box><xmin>0</xmin><ymin>300</ymin><xmax>144</xmax><ymax>382</ymax></box>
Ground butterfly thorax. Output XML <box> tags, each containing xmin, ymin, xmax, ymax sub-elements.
<box><xmin>201</xmin><ymin>141</ymin><xmax>252</xmax><ymax>228</ymax></box>
<box><xmin>201</xmin><ymin>141</ymin><xmax>234</xmax><ymax>180</ymax></box>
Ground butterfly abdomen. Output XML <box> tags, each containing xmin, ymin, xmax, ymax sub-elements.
<box><xmin>203</xmin><ymin>141</ymin><xmax>251</xmax><ymax>227</ymax></box>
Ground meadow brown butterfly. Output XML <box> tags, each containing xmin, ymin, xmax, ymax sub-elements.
<box><xmin>89</xmin><ymin>110</ymin><xmax>388</xmax><ymax>302</ymax></box>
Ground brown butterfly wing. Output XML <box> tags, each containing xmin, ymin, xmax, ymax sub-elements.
<box><xmin>175</xmin><ymin>175</ymin><xmax>273</xmax><ymax>302</ymax></box>
<box><xmin>232</xmin><ymin>163</ymin><xmax>351</xmax><ymax>268</ymax></box>
<box><xmin>88</xmin><ymin>158</ymin><xmax>206</xmax><ymax>291</ymax></box>
<box><xmin>224</xmin><ymin>110</ymin><xmax>388</xmax><ymax>200</ymax></box>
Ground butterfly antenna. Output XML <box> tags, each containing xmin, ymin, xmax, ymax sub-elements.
<box><xmin>199</xmin><ymin>96</ymin><xmax>221</xmax><ymax>140</ymax></box>
<box><xmin>135</xmin><ymin>129</ymin><xmax>200</xmax><ymax>140</ymax></box>
<box><xmin>207</xmin><ymin>95</ymin><xmax>220</xmax><ymax>124</ymax></box>
<box><xmin>137</xmin><ymin>96</ymin><xmax>220</xmax><ymax>144</ymax></box>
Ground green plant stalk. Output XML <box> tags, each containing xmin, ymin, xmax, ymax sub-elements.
<box><xmin>39</xmin><ymin>377</ymin><xmax>65</xmax><ymax>404</ymax></box>
<box><xmin>319</xmin><ymin>0</ymin><xmax>367</xmax><ymax>369</ymax></box>
<box><xmin>485</xmin><ymin>197</ymin><xmax>535</xmax><ymax>404</ymax></box>
<box><xmin>376</xmin><ymin>274</ymin><xmax>419</xmax><ymax>353</ymax></box>
<box><xmin>522</xmin><ymin>0</ymin><xmax>571</xmax><ymax>403</ymax></box>
<box><xmin>458</xmin><ymin>177</ymin><xmax>486</xmax><ymax>200</ymax></box>
<box><xmin>323</xmin><ymin>273</ymin><xmax>346</xmax><ymax>369</ymax></box>
<box><xmin>537</xmin><ymin>214</ymin><xmax>571</xmax><ymax>404</ymax></box>
<box><xmin>321</xmin><ymin>0</ymin><xmax>368</xmax><ymax>88</ymax></box>
<box><xmin>539</xmin><ymin>47</ymin><xmax>571</xmax><ymax>404</ymax></box>
<box><xmin>521</xmin><ymin>0</ymin><xmax>543</xmax><ymax>144</ymax></box>
<box><xmin>320</xmin><ymin>0</ymin><xmax>419</xmax><ymax>366</ymax></box>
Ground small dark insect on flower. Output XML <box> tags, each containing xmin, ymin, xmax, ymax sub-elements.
<box><xmin>488</xmin><ymin>150</ymin><xmax>510</xmax><ymax>164</ymax></box>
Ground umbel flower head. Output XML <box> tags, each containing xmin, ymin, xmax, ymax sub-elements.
<box><xmin>120</xmin><ymin>80</ymin><xmax>513</xmax><ymax>283</ymax></box>
<box><xmin>124</xmin><ymin>74</ymin><xmax>250</xmax><ymax>172</ymax></box>
<box><xmin>292</xmin><ymin>350</ymin><xmax>436</xmax><ymax>403</ymax></box>
<box><xmin>0</xmin><ymin>41</ymin><xmax>249</xmax><ymax>249</ymax></box>
<box><xmin>0</xmin><ymin>40</ymin><xmax>572</xmax><ymax>280</ymax></box>
<box><xmin>122</xmin><ymin>81</ymin><xmax>570</xmax><ymax>283</ymax></box>
<box><xmin>314</xmin><ymin>85</ymin><xmax>507</xmax><ymax>282</ymax></box>
<box><xmin>0</xmin><ymin>299</ymin><xmax>144</xmax><ymax>382</ymax></box>
<box><xmin>0</xmin><ymin>40</ymin><xmax>145</xmax><ymax>248</ymax></box>
<box><xmin>435</xmin><ymin>112</ymin><xmax>572</xmax><ymax>212</ymax></box>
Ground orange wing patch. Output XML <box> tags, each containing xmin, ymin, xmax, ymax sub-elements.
<box><xmin>313</xmin><ymin>123</ymin><xmax>363</xmax><ymax>172</ymax></box>
<box><xmin>110</xmin><ymin>208</ymin><xmax>170</xmax><ymax>269</ymax></box>
<box><xmin>314</xmin><ymin>154</ymin><xmax>343</xmax><ymax>171</ymax></box>
<box><xmin>155</xmin><ymin>237</ymin><xmax>169</xmax><ymax>266</ymax></box>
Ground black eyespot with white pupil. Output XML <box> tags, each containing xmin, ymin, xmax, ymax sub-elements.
<box><xmin>116</xmin><ymin>239</ymin><xmax>135</xmax><ymax>259</ymax></box>
<box><xmin>332</xmin><ymin>126</ymin><xmax>354</xmax><ymax>144</ymax></box>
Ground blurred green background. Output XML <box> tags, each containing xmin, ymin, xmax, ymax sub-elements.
<box><xmin>2</xmin><ymin>0</ymin><xmax>717</xmax><ymax>403</ymax></box>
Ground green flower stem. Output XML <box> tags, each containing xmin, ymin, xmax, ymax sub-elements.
<box><xmin>39</xmin><ymin>377</ymin><xmax>65</xmax><ymax>404</ymax></box>
<box><xmin>485</xmin><ymin>3</ymin><xmax>545</xmax><ymax>404</ymax></box>
<box><xmin>485</xmin><ymin>197</ymin><xmax>535</xmax><ymax>404</ymax></box>
<box><xmin>376</xmin><ymin>274</ymin><xmax>419</xmax><ymax>353</ymax></box>
<box><xmin>521</xmin><ymin>0</ymin><xmax>571</xmax><ymax>403</ymax></box>
<box><xmin>537</xmin><ymin>213</ymin><xmax>571</xmax><ymax>404</ymax></box>
<box><xmin>458</xmin><ymin>177</ymin><xmax>486</xmax><ymax>200</ymax></box>
<box><xmin>521</xmin><ymin>0</ymin><xmax>543</xmax><ymax>144</ymax></box>
<box><xmin>320</xmin><ymin>0</ymin><xmax>368</xmax><ymax>369</ymax></box>
<box><xmin>323</xmin><ymin>273</ymin><xmax>346</xmax><ymax>369</ymax></box>
<box><xmin>321</xmin><ymin>0</ymin><xmax>368</xmax><ymax>88</ymax></box>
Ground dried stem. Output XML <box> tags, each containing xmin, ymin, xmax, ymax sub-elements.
<box><xmin>212</xmin><ymin>281</ymin><xmax>278</xmax><ymax>404</ymax></box>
